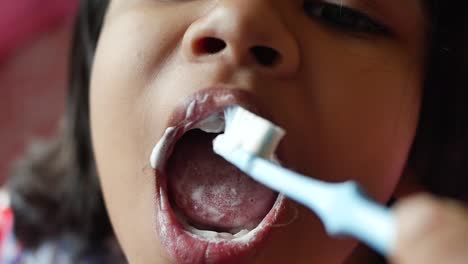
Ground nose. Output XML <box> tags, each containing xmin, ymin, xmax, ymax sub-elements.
<box><xmin>182</xmin><ymin>0</ymin><xmax>300</xmax><ymax>77</ymax></box>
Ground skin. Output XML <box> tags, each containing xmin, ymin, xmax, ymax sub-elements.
<box><xmin>391</xmin><ymin>194</ymin><xmax>468</xmax><ymax>264</ymax></box>
<box><xmin>90</xmin><ymin>0</ymin><xmax>427</xmax><ymax>263</ymax></box>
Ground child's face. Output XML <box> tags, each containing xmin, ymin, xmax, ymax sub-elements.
<box><xmin>90</xmin><ymin>0</ymin><xmax>427</xmax><ymax>263</ymax></box>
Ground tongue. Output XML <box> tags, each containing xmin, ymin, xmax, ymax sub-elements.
<box><xmin>167</xmin><ymin>129</ymin><xmax>277</xmax><ymax>233</ymax></box>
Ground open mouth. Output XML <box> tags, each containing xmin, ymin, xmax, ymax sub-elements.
<box><xmin>150</xmin><ymin>88</ymin><xmax>286</xmax><ymax>263</ymax></box>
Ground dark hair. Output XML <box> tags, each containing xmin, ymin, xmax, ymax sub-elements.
<box><xmin>409</xmin><ymin>0</ymin><xmax>468</xmax><ymax>200</ymax></box>
<box><xmin>7</xmin><ymin>0</ymin><xmax>468</xmax><ymax>251</ymax></box>
<box><xmin>8</xmin><ymin>0</ymin><xmax>111</xmax><ymax>249</ymax></box>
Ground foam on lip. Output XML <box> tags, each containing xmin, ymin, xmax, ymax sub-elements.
<box><xmin>150</xmin><ymin>113</ymin><xmax>225</xmax><ymax>170</ymax></box>
<box><xmin>151</xmin><ymin>95</ymin><xmax>225</xmax><ymax>170</ymax></box>
<box><xmin>150</xmin><ymin>126</ymin><xmax>177</xmax><ymax>170</ymax></box>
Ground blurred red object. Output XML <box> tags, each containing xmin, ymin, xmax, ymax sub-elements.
<box><xmin>0</xmin><ymin>0</ymin><xmax>78</xmax><ymax>63</ymax></box>
<box><xmin>0</xmin><ymin>0</ymin><xmax>78</xmax><ymax>183</ymax></box>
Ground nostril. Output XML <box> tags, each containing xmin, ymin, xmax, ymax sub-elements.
<box><xmin>194</xmin><ymin>37</ymin><xmax>227</xmax><ymax>55</ymax></box>
<box><xmin>250</xmin><ymin>46</ymin><xmax>281</xmax><ymax>67</ymax></box>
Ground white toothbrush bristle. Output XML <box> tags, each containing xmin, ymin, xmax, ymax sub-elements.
<box><xmin>213</xmin><ymin>106</ymin><xmax>285</xmax><ymax>159</ymax></box>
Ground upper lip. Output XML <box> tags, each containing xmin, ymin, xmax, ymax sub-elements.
<box><xmin>167</xmin><ymin>85</ymin><xmax>265</xmax><ymax>129</ymax></box>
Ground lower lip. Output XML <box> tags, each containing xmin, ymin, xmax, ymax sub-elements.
<box><xmin>154</xmin><ymin>169</ymin><xmax>286</xmax><ymax>263</ymax></box>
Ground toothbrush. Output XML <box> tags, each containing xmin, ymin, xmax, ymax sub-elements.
<box><xmin>213</xmin><ymin>106</ymin><xmax>396</xmax><ymax>256</ymax></box>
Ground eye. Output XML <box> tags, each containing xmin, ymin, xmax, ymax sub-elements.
<box><xmin>303</xmin><ymin>1</ymin><xmax>390</xmax><ymax>36</ymax></box>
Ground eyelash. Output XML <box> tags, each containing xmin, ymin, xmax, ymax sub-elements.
<box><xmin>303</xmin><ymin>1</ymin><xmax>390</xmax><ymax>36</ymax></box>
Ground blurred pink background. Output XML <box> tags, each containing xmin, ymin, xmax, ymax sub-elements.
<box><xmin>0</xmin><ymin>0</ymin><xmax>78</xmax><ymax>183</ymax></box>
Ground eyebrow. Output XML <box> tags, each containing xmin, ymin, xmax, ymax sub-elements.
<box><xmin>360</xmin><ymin>0</ymin><xmax>424</xmax><ymax>14</ymax></box>
<box><xmin>359</xmin><ymin>0</ymin><xmax>427</xmax><ymax>37</ymax></box>
<box><xmin>361</xmin><ymin>0</ymin><xmax>423</xmax><ymax>10</ymax></box>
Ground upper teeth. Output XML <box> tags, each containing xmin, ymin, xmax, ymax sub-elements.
<box><xmin>194</xmin><ymin>112</ymin><xmax>225</xmax><ymax>133</ymax></box>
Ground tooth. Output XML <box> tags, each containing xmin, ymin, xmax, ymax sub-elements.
<box><xmin>196</xmin><ymin>113</ymin><xmax>225</xmax><ymax>133</ymax></box>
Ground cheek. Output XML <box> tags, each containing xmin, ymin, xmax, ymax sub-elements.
<box><xmin>89</xmin><ymin>4</ymin><xmax>192</xmax><ymax>177</ymax></box>
<box><xmin>278</xmin><ymin>33</ymin><xmax>423</xmax><ymax>203</ymax></box>
<box><xmin>88</xmin><ymin>14</ymin><xmax>183</xmax><ymax>264</ymax></box>
<box><xmin>90</xmin><ymin>55</ymin><xmax>162</xmax><ymax>262</ymax></box>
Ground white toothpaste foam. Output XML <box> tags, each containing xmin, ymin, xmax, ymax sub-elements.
<box><xmin>185</xmin><ymin>100</ymin><xmax>196</xmax><ymax>119</ymax></box>
<box><xmin>150</xmin><ymin>127</ymin><xmax>177</xmax><ymax>169</ymax></box>
<box><xmin>194</xmin><ymin>113</ymin><xmax>224</xmax><ymax>133</ymax></box>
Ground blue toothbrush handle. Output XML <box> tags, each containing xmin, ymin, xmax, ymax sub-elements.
<box><xmin>216</xmin><ymin>148</ymin><xmax>396</xmax><ymax>256</ymax></box>
<box><xmin>318</xmin><ymin>181</ymin><xmax>395</xmax><ymax>256</ymax></box>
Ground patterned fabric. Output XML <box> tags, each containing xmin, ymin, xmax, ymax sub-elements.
<box><xmin>0</xmin><ymin>189</ymin><xmax>20</xmax><ymax>263</ymax></box>
<box><xmin>0</xmin><ymin>189</ymin><xmax>126</xmax><ymax>264</ymax></box>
